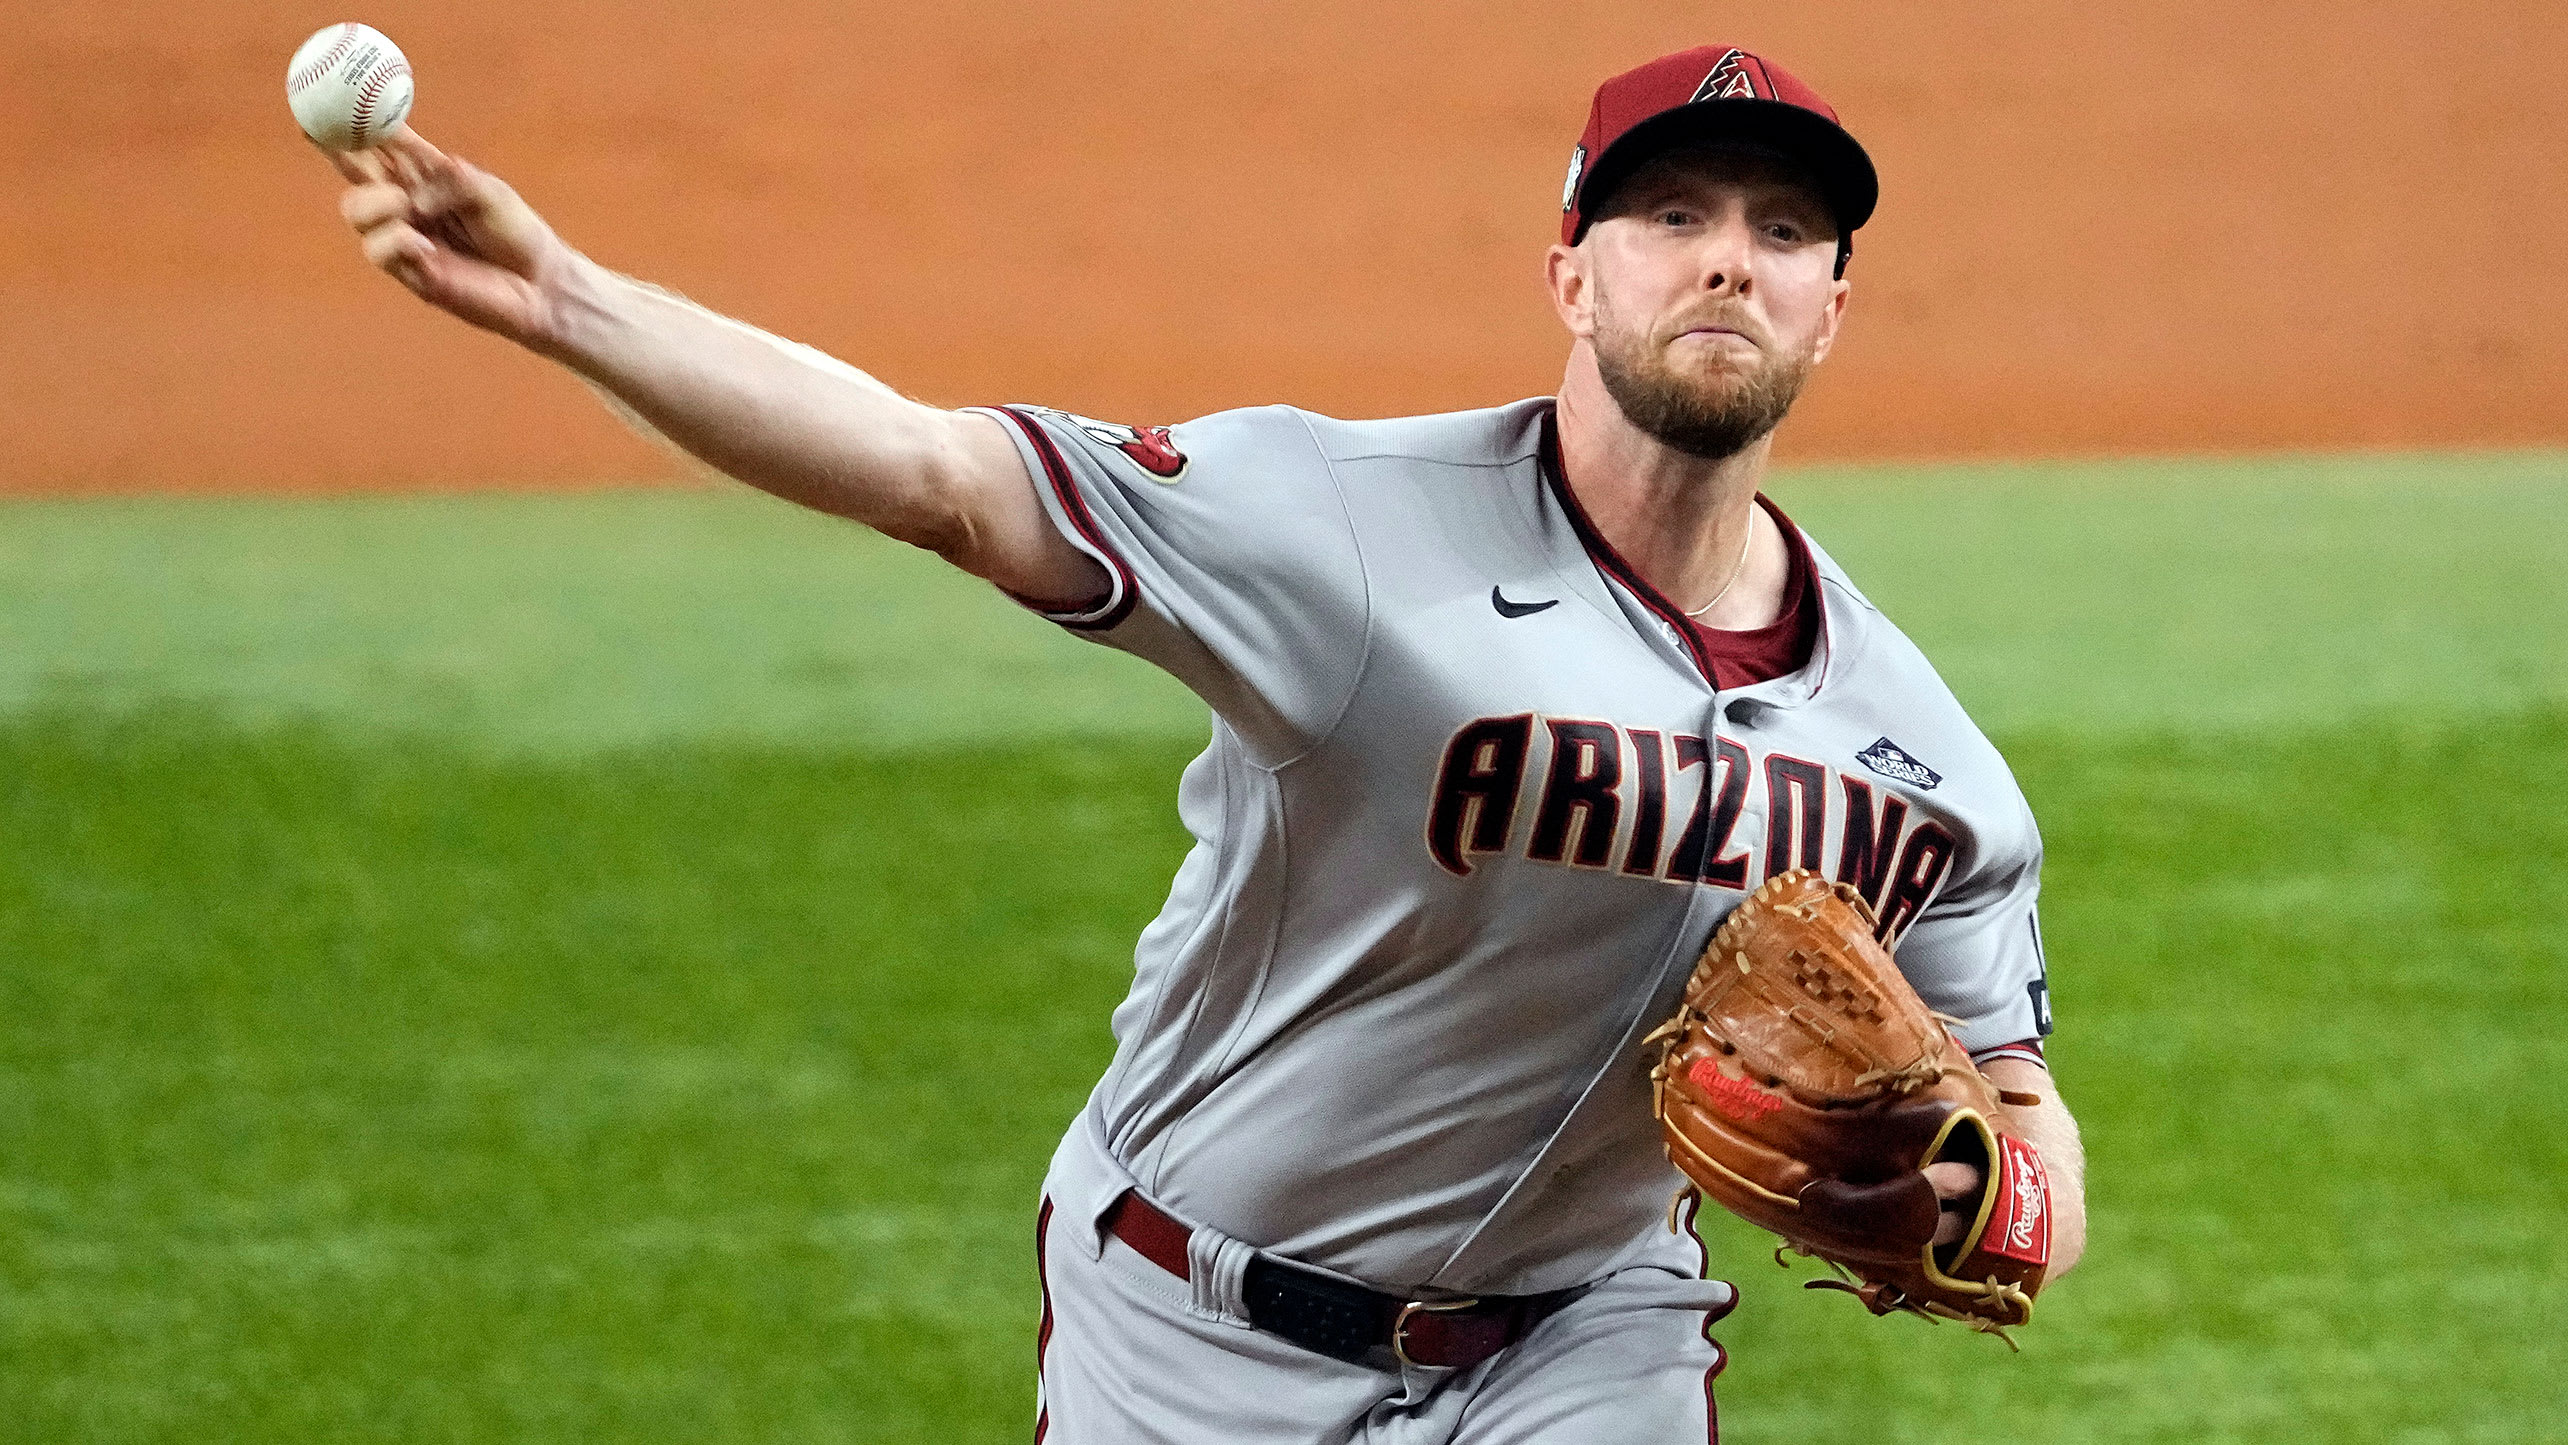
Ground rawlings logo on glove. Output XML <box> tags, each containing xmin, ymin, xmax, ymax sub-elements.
<box><xmin>1985</xmin><ymin>1137</ymin><xmax>2051</xmax><ymax>1265</ymax></box>
<box><xmin>1685</xmin><ymin>1058</ymin><xmax>1783</xmax><ymax>1121</ymax></box>
<box><xmin>1645</xmin><ymin>870</ymin><xmax>2051</xmax><ymax>1344</ymax></box>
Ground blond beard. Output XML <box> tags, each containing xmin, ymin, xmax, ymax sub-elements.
<box><xmin>1593</xmin><ymin>305</ymin><xmax>1816</xmax><ymax>461</ymax></box>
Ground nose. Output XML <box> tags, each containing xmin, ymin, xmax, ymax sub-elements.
<box><xmin>1695</xmin><ymin>209</ymin><xmax>1759</xmax><ymax>296</ymax></box>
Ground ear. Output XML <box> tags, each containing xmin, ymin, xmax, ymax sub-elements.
<box><xmin>1545</xmin><ymin>242</ymin><xmax>1597</xmax><ymax>341</ymax></box>
<box><xmin>1807</xmin><ymin>273</ymin><xmax>1851</xmax><ymax>366</ymax></box>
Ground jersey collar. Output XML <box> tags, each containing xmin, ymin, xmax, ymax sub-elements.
<box><xmin>1534</xmin><ymin>404</ymin><xmax>1837</xmax><ymax>700</ymax></box>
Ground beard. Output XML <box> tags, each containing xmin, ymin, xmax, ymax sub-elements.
<box><xmin>1592</xmin><ymin>301</ymin><xmax>1816</xmax><ymax>461</ymax></box>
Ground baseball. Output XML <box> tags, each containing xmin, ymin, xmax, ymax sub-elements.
<box><xmin>286</xmin><ymin>23</ymin><xmax>414</xmax><ymax>151</ymax></box>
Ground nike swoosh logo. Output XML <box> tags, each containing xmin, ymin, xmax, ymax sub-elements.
<box><xmin>1491</xmin><ymin>586</ymin><xmax>1560</xmax><ymax>618</ymax></box>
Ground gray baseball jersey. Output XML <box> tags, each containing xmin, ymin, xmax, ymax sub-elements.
<box><xmin>975</xmin><ymin>397</ymin><xmax>2051</xmax><ymax>1300</ymax></box>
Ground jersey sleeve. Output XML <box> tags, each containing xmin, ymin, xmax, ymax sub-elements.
<box><xmin>1893</xmin><ymin>798</ymin><xmax>2055</xmax><ymax>1057</ymax></box>
<box><xmin>969</xmin><ymin>403</ymin><xmax>1370</xmax><ymax>765</ymax></box>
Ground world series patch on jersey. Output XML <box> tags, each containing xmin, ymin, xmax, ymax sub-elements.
<box><xmin>976</xmin><ymin>397</ymin><xmax>2052</xmax><ymax>1298</ymax></box>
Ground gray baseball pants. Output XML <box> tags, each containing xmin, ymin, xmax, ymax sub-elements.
<box><xmin>1032</xmin><ymin>1134</ymin><xmax>1735</xmax><ymax>1443</ymax></box>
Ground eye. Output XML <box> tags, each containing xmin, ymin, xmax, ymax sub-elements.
<box><xmin>1656</xmin><ymin>208</ymin><xmax>1699</xmax><ymax>228</ymax></box>
<box><xmin>1765</xmin><ymin>222</ymin><xmax>1803</xmax><ymax>243</ymax></box>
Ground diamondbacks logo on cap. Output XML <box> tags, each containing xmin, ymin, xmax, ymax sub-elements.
<box><xmin>1562</xmin><ymin>143</ymin><xmax>1587</xmax><ymax>212</ymax></box>
<box><xmin>1856</xmin><ymin>737</ymin><xmax>1941</xmax><ymax>790</ymax></box>
<box><xmin>1691</xmin><ymin>48</ymin><xmax>1768</xmax><ymax>103</ymax></box>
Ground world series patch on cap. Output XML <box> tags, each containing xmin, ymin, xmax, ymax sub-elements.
<box><xmin>1560</xmin><ymin>45</ymin><xmax>1879</xmax><ymax>271</ymax></box>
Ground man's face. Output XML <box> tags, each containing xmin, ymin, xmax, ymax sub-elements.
<box><xmin>1559</xmin><ymin>145</ymin><xmax>1849</xmax><ymax>459</ymax></box>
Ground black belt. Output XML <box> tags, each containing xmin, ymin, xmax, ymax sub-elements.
<box><xmin>1101</xmin><ymin>1189</ymin><xmax>1573</xmax><ymax>1369</ymax></box>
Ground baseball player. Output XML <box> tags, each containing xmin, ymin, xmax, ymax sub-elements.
<box><xmin>327</xmin><ymin>42</ymin><xmax>2087</xmax><ymax>1441</ymax></box>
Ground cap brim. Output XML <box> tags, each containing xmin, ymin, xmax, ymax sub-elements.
<box><xmin>1574</xmin><ymin>98</ymin><xmax>1878</xmax><ymax>242</ymax></box>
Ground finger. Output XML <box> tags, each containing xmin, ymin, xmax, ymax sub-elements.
<box><xmin>409</xmin><ymin>167</ymin><xmax>471</xmax><ymax>223</ymax></box>
<box><xmin>382</xmin><ymin>137</ymin><xmax>425</xmax><ymax>191</ymax></box>
<box><xmin>360</xmin><ymin>218</ymin><xmax>436</xmax><ymax>284</ymax></box>
<box><xmin>385</xmin><ymin>125</ymin><xmax>450</xmax><ymax>170</ymax></box>
<box><xmin>418</xmin><ymin>210</ymin><xmax>479</xmax><ymax>258</ymax></box>
<box><xmin>1932</xmin><ymin>1211</ymin><xmax>1967</xmax><ymax>1248</ymax></box>
<box><xmin>321</xmin><ymin>143</ymin><xmax>387</xmax><ymax>185</ymax></box>
<box><xmin>403</xmin><ymin>147</ymin><xmax>499</xmax><ymax>220</ymax></box>
<box><xmin>340</xmin><ymin>182</ymin><xmax>413</xmax><ymax>232</ymax></box>
<box><xmin>417</xmin><ymin>166</ymin><xmax>519</xmax><ymax>252</ymax></box>
<box><xmin>1923</xmin><ymin>1161</ymin><xmax>1983</xmax><ymax>1203</ymax></box>
<box><xmin>386</xmin><ymin>129</ymin><xmax>459</xmax><ymax>194</ymax></box>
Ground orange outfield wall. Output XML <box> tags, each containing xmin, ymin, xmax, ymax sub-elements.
<box><xmin>3</xmin><ymin>2</ymin><xmax>2563</xmax><ymax>495</ymax></box>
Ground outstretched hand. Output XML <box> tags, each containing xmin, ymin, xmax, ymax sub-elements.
<box><xmin>326</xmin><ymin>129</ymin><xmax>578</xmax><ymax>350</ymax></box>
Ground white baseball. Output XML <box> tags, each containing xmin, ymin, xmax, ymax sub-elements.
<box><xmin>286</xmin><ymin>23</ymin><xmax>414</xmax><ymax>151</ymax></box>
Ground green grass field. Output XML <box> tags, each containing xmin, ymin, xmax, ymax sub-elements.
<box><xmin>4</xmin><ymin>452</ymin><xmax>2565</xmax><ymax>1443</ymax></box>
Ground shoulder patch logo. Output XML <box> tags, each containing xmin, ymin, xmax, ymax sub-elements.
<box><xmin>1562</xmin><ymin>143</ymin><xmax>1588</xmax><ymax>212</ymax></box>
<box><xmin>1856</xmin><ymin>737</ymin><xmax>1941</xmax><ymax>790</ymax></box>
<box><xmin>1690</xmin><ymin>48</ymin><xmax>1770</xmax><ymax>103</ymax></box>
<box><xmin>1051</xmin><ymin>411</ymin><xmax>1189</xmax><ymax>482</ymax></box>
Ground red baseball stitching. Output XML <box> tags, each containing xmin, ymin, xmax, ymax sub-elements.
<box><xmin>348</xmin><ymin>61</ymin><xmax>411</xmax><ymax>144</ymax></box>
<box><xmin>288</xmin><ymin>24</ymin><xmax>359</xmax><ymax>95</ymax></box>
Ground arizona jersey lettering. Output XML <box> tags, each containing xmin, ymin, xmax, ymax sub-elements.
<box><xmin>977</xmin><ymin>397</ymin><xmax>2049</xmax><ymax>1296</ymax></box>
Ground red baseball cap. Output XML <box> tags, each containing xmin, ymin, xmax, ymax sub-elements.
<box><xmin>1561</xmin><ymin>46</ymin><xmax>1878</xmax><ymax>273</ymax></box>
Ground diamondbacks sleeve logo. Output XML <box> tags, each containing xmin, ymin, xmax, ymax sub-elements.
<box><xmin>1045</xmin><ymin>409</ymin><xmax>1190</xmax><ymax>482</ymax></box>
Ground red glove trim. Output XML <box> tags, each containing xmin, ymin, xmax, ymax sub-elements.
<box><xmin>1978</xmin><ymin>1135</ymin><xmax>2052</xmax><ymax>1267</ymax></box>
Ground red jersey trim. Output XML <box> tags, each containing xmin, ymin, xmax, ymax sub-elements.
<box><xmin>1538</xmin><ymin>412</ymin><xmax>1721</xmax><ymax>683</ymax></box>
<box><xmin>1678</xmin><ymin>1189</ymin><xmax>1732</xmax><ymax>1444</ymax></box>
<box><xmin>1536</xmin><ymin>408</ymin><xmax>1827</xmax><ymax>693</ymax></box>
<box><xmin>1033</xmin><ymin>1195</ymin><xmax>1057</xmax><ymax>1443</ymax></box>
<box><xmin>1679</xmin><ymin>496</ymin><xmax>1819</xmax><ymax>689</ymax></box>
<box><xmin>1970</xmin><ymin>1038</ymin><xmax>2049</xmax><ymax>1070</ymax></box>
<box><xmin>998</xmin><ymin>406</ymin><xmax>1140</xmax><ymax>633</ymax></box>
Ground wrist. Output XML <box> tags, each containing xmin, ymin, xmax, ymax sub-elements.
<box><xmin>526</xmin><ymin>249</ymin><xmax>615</xmax><ymax>366</ymax></box>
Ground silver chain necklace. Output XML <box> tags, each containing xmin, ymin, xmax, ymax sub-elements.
<box><xmin>1682</xmin><ymin>508</ymin><xmax>1760</xmax><ymax>619</ymax></box>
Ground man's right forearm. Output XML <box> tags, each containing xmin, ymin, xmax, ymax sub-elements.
<box><xmin>330</xmin><ymin>131</ymin><xmax>1095</xmax><ymax>599</ymax></box>
<box><xmin>533</xmin><ymin>254</ymin><xmax>985</xmax><ymax>553</ymax></box>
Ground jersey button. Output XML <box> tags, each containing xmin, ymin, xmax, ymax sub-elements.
<box><xmin>1724</xmin><ymin>698</ymin><xmax>1763</xmax><ymax>727</ymax></box>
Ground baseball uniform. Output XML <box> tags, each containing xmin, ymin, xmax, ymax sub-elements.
<box><xmin>970</xmin><ymin>396</ymin><xmax>2052</xmax><ymax>1442</ymax></box>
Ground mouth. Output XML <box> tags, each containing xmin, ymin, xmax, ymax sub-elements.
<box><xmin>1675</xmin><ymin>323</ymin><xmax>1759</xmax><ymax>348</ymax></box>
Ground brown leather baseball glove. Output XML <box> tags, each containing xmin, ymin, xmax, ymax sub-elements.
<box><xmin>1646</xmin><ymin>869</ymin><xmax>2052</xmax><ymax>1343</ymax></box>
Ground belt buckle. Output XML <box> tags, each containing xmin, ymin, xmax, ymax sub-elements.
<box><xmin>1390</xmin><ymin>1296</ymin><xmax>1482</xmax><ymax>1368</ymax></box>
